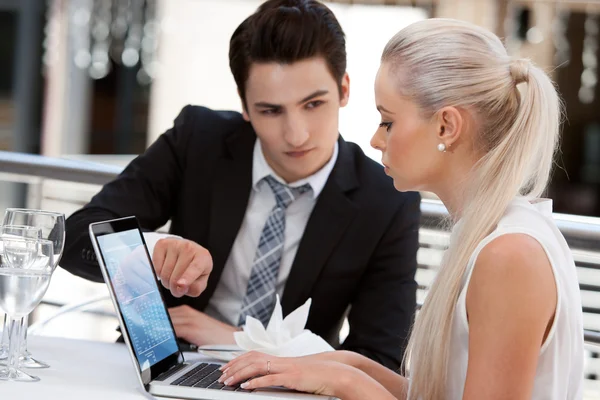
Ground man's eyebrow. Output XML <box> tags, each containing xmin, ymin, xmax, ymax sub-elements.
<box><xmin>297</xmin><ymin>89</ymin><xmax>329</xmax><ymax>105</ymax></box>
<box><xmin>253</xmin><ymin>89</ymin><xmax>329</xmax><ymax>108</ymax></box>
<box><xmin>254</xmin><ymin>101</ymin><xmax>281</xmax><ymax>108</ymax></box>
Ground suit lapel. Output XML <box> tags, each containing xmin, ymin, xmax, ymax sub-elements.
<box><xmin>281</xmin><ymin>137</ymin><xmax>359</xmax><ymax>315</ymax></box>
<box><xmin>201</xmin><ymin>126</ymin><xmax>256</xmax><ymax>306</ymax></box>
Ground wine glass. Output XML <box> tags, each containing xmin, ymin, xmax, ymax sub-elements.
<box><xmin>2</xmin><ymin>209</ymin><xmax>65</xmax><ymax>368</ymax></box>
<box><xmin>0</xmin><ymin>225</ymin><xmax>42</xmax><ymax>361</ymax></box>
<box><xmin>2</xmin><ymin>209</ymin><xmax>65</xmax><ymax>269</ymax></box>
<box><xmin>0</xmin><ymin>225</ymin><xmax>42</xmax><ymax>240</ymax></box>
<box><xmin>18</xmin><ymin>239</ymin><xmax>55</xmax><ymax>369</ymax></box>
<box><xmin>0</xmin><ymin>237</ymin><xmax>52</xmax><ymax>382</ymax></box>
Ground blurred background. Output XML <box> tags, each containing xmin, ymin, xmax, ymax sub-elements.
<box><xmin>2</xmin><ymin>0</ymin><xmax>600</xmax><ymax>214</ymax></box>
<box><xmin>1</xmin><ymin>0</ymin><xmax>600</xmax><ymax>395</ymax></box>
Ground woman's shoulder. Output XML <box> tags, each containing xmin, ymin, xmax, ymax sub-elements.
<box><xmin>463</xmin><ymin>197</ymin><xmax>564</xmax><ymax>300</ymax></box>
<box><xmin>467</xmin><ymin>232</ymin><xmax>557</xmax><ymax>332</ymax></box>
<box><xmin>476</xmin><ymin>232</ymin><xmax>552</xmax><ymax>275</ymax></box>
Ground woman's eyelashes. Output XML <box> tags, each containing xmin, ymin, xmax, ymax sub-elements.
<box><xmin>379</xmin><ymin>121</ymin><xmax>393</xmax><ymax>132</ymax></box>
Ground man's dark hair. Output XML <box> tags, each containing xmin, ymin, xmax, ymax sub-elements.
<box><xmin>229</xmin><ymin>0</ymin><xmax>347</xmax><ymax>107</ymax></box>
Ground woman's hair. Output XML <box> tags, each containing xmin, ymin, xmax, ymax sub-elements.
<box><xmin>381</xmin><ymin>18</ymin><xmax>562</xmax><ymax>399</ymax></box>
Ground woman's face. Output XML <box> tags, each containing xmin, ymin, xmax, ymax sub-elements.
<box><xmin>370</xmin><ymin>62</ymin><xmax>444</xmax><ymax>193</ymax></box>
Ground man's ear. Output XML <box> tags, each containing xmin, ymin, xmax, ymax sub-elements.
<box><xmin>435</xmin><ymin>106</ymin><xmax>463</xmax><ymax>149</ymax></box>
<box><xmin>238</xmin><ymin>88</ymin><xmax>250</xmax><ymax>121</ymax></box>
<box><xmin>339</xmin><ymin>72</ymin><xmax>350</xmax><ymax>108</ymax></box>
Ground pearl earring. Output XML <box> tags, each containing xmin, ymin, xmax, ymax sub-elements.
<box><xmin>437</xmin><ymin>143</ymin><xmax>447</xmax><ymax>152</ymax></box>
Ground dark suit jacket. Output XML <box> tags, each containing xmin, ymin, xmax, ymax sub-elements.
<box><xmin>61</xmin><ymin>105</ymin><xmax>421</xmax><ymax>370</ymax></box>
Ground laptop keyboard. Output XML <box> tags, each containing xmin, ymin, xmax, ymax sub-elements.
<box><xmin>170</xmin><ymin>362</ymin><xmax>253</xmax><ymax>392</ymax></box>
<box><xmin>155</xmin><ymin>363</ymin><xmax>188</xmax><ymax>381</ymax></box>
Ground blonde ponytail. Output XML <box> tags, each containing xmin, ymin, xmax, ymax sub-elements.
<box><xmin>381</xmin><ymin>19</ymin><xmax>562</xmax><ymax>400</ymax></box>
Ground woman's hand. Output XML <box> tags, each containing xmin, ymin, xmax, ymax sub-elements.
<box><xmin>218</xmin><ymin>351</ymin><xmax>397</xmax><ymax>399</ymax></box>
<box><xmin>218</xmin><ymin>351</ymin><xmax>350</xmax><ymax>397</ymax></box>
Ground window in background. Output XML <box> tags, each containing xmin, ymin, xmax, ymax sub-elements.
<box><xmin>0</xmin><ymin>7</ymin><xmax>22</xmax><ymax>215</ymax></box>
<box><xmin>84</xmin><ymin>0</ymin><xmax>157</xmax><ymax>155</ymax></box>
<box><xmin>552</xmin><ymin>10</ymin><xmax>600</xmax><ymax>217</ymax></box>
<box><xmin>88</xmin><ymin>63</ymin><xmax>151</xmax><ymax>155</ymax></box>
<box><xmin>0</xmin><ymin>10</ymin><xmax>17</xmax><ymax>152</ymax></box>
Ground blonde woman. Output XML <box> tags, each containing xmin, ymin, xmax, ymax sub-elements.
<box><xmin>217</xmin><ymin>18</ymin><xmax>584</xmax><ymax>400</ymax></box>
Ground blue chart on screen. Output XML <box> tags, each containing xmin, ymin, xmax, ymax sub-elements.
<box><xmin>97</xmin><ymin>229</ymin><xmax>179</xmax><ymax>370</ymax></box>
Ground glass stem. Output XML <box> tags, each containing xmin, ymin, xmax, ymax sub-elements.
<box><xmin>20</xmin><ymin>315</ymin><xmax>29</xmax><ymax>354</ymax></box>
<box><xmin>6</xmin><ymin>316</ymin><xmax>22</xmax><ymax>375</ymax></box>
<box><xmin>1</xmin><ymin>314</ymin><xmax>8</xmax><ymax>351</ymax></box>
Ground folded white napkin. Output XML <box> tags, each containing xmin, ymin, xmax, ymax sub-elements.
<box><xmin>234</xmin><ymin>295</ymin><xmax>334</xmax><ymax>357</ymax></box>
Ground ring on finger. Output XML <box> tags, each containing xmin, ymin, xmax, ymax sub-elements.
<box><xmin>267</xmin><ymin>360</ymin><xmax>271</xmax><ymax>375</ymax></box>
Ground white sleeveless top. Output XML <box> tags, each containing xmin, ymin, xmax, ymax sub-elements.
<box><xmin>446</xmin><ymin>197</ymin><xmax>584</xmax><ymax>399</ymax></box>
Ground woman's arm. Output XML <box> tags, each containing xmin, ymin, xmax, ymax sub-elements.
<box><xmin>229</xmin><ymin>349</ymin><xmax>409</xmax><ymax>398</ymax></box>
<box><xmin>219</xmin><ymin>352</ymin><xmax>400</xmax><ymax>399</ymax></box>
<box><xmin>328</xmin><ymin>351</ymin><xmax>409</xmax><ymax>398</ymax></box>
<box><xmin>462</xmin><ymin>234</ymin><xmax>557</xmax><ymax>400</ymax></box>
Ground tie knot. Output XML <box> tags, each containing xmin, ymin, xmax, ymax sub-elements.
<box><xmin>263</xmin><ymin>176</ymin><xmax>311</xmax><ymax>209</ymax></box>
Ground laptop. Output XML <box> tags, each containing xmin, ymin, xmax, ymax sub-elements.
<box><xmin>89</xmin><ymin>216</ymin><xmax>333</xmax><ymax>400</ymax></box>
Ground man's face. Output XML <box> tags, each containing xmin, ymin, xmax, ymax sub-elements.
<box><xmin>242</xmin><ymin>57</ymin><xmax>349</xmax><ymax>183</ymax></box>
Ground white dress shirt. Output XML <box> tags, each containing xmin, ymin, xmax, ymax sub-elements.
<box><xmin>204</xmin><ymin>139</ymin><xmax>339</xmax><ymax>326</ymax></box>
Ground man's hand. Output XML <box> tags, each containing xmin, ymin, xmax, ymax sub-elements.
<box><xmin>152</xmin><ymin>238</ymin><xmax>212</xmax><ymax>298</ymax></box>
<box><xmin>168</xmin><ymin>305</ymin><xmax>238</xmax><ymax>346</ymax></box>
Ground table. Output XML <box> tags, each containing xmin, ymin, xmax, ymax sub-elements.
<box><xmin>1</xmin><ymin>335</ymin><xmax>206</xmax><ymax>399</ymax></box>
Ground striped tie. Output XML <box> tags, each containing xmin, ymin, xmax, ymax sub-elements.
<box><xmin>238</xmin><ymin>176</ymin><xmax>311</xmax><ymax>327</ymax></box>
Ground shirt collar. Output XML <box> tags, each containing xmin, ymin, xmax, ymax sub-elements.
<box><xmin>252</xmin><ymin>139</ymin><xmax>339</xmax><ymax>199</ymax></box>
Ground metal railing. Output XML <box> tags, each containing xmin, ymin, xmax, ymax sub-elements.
<box><xmin>0</xmin><ymin>150</ymin><xmax>122</xmax><ymax>185</ymax></box>
<box><xmin>2</xmin><ymin>150</ymin><xmax>600</xmax><ymax>349</ymax></box>
<box><xmin>420</xmin><ymin>198</ymin><xmax>600</xmax><ymax>251</ymax></box>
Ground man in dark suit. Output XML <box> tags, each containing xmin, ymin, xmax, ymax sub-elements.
<box><xmin>61</xmin><ymin>0</ymin><xmax>420</xmax><ymax>370</ymax></box>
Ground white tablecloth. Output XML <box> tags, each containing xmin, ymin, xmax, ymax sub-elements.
<box><xmin>1</xmin><ymin>335</ymin><xmax>206</xmax><ymax>400</ymax></box>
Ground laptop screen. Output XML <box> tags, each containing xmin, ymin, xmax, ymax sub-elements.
<box><xmin>97</xmin><ymin>228</ymin><xmax>180</xmax><ymax>371</ymax></box>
